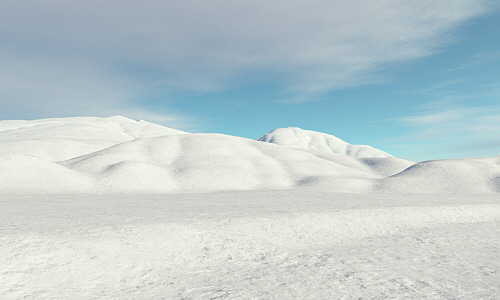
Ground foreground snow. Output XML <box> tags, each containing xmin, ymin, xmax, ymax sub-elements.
<box><xmin>1</xmin><ymin>191</ymin><xmax>499</xmax><ymax>299</ymax></box>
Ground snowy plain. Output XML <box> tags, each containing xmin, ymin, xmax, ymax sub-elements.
<box><xmin>0</xmin><ymin>116</ymin><xmax>499</xmax><ymax>299</ymax></box>
<box><xmin>1</xmin><ymin>192</ymin><xmax>499</xmax><ymax>299</ymax></box>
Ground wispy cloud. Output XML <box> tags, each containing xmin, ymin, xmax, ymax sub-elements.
<box><xmin>445</xmin><ymin>51</ymin><xmax>500</xmax><ymax>72</ymax></box>
<box><xmin>0</xmin><ymin>0</ymin><xmax>496</xmax><ymax>119</ymax></box>
<box><xmin>408</xmin><ymin>79</ymin><xmax>467</xmax><ymax>95</ymax></box>
<box><xmin>395</xmin><ymin>89</ymin><xmax>500</xmax><ymax>160</ymax></box>
<box><xmin>0</xmin><ymin>53</ymin><xmax>194</xmax><ymax>129</ymax></box>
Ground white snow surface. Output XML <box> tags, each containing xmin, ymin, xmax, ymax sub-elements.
<box><xmin>0</xmin><ymin>116</ymin><xmax>185</xmax><ymax>161</ymax></box>
<box><xmin>63</xmin><ymin>133</ymin><xmax>375</xmax><ymax>193</ymax></box>
<box><xmin>1</xmin><ymin>117</ymin><xmax>500</xmax><ymax>298</ymax></box>
<box><xmin>257</xmin><ymin>127</ymin><xmax>392</xmax><ymax>158</ymax></box>
<box><xmin>0</xmin><ymin>116</ymin><xmax>498</xmax><ymax>194</ymax></box>
<box><xmin>380</xmin><ymin>156</ymin><xmax>500</xmax><ymax>194</ymax></box>
<box><xmin>1</xmin><ymin>191</ymin><xmax>499</xmax><ymax>299</ymax></box>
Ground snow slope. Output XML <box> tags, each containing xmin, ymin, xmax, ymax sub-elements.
<box><xmin>257</xmin><ymin>127</ymin><xmax>414</xmax><ymax>177</ymax></box>
<box><xmin>0</xmin><ymin>155</ymin><xmax>95</xmax><ymax>194</ymax></box>
<box><xmin>0</xmin><ymin>116</ymin><xmax>498</xmax><ymax>194</ymax></box>
<box><xmin>0</xmin><ymin>116</ymin><xmax>185</xmax><ymax>161</ymax></box>
<box><xmin>62</xmin><ymin>133</ymin><xmax>375</xmax><ymax>193</ymax></box>
<box><xmin>257</xmin><ymin>127</ymin><xmax>392</xmax><ymax>158</ymax></box>
<box><xmin>379</xmin><ymin>156</ymin><xmax>500</xmax><ymax>194</ymax></box>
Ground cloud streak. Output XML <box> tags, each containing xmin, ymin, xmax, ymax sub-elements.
<box><xmin>396</xmin><ymin>94</ymin><xmax>500</xmax><ymax>160</ymax></box>
<box><xmin>0</xmin><ymin>0</ymin><xmax>496</xmax><ymax>120</ymax></box>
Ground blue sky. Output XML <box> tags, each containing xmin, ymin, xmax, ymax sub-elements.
<box><xmin>1</xmin><ymin>1</ymin><xmax>499</xmax><ymax>161</ymax></box>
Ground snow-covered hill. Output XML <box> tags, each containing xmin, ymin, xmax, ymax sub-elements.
<box><xmin>62</xmin><ymin>133</ymin><xmax>378</xmax><ymax>193</ymax></box>
<box><xmin>257</xmin><ymin>127</ymin><xmax>392</xmax><ymax>158</ymax></box>
<box><xmin>379</xmin><ymin>156</ymin><xmax>500</xmax><ymax>194</ymax></box>
<box><xmin>0</xmin><ymin>116</ymin><xmax>185</xmax><ymax>161</ymax></box>
<box><xmin>0</xmin><ymin>116</ymin><xmax>498</xmax><ymax>194</ymax></box>
<box><xmin>257</xmin><ymin>127</ymin><xmax>414</xmax><ymax>178</ymax></box>
<box><xmin>2</xmin><ymin>117</ymin><xmax>498</xmax><ymax>299</ymax></box>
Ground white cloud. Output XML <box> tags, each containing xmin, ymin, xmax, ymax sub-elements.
<box><xmin>0</xmin><ymin>53</ymin><xmax>194</xmax><ymax>129</ymax></box>
<box><xmin>396</xmin><ymin>96</ymin><xmax>500</xmax><ymax>159</ymax></box>
<box><xmin>0</xmin><ymin>0</ymin><xmax>496</xmax><ymax>118</ymax></box>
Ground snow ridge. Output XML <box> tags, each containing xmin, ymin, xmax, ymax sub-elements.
<box><xmin>0</xmin><ymin>117</ymin><xmax>498</xmax><ymax>194</ymax></box>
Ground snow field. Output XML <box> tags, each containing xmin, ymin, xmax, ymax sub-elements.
<box><xmin>1</xmin><ymin>191</ymin><xmax>499</xmax><ymax>299</ymax></box>
<box><xmin>1</xmin><ymin>116</ymin><xmax>499</xmax><ymax>299</ymax></box>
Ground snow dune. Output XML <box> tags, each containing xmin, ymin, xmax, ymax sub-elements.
<box><xmin>257</xmin><ymin>127</ymin><xmax>414</xmax><ymax>178</ymax></box>
<box><xmin>0</xmin><ymin>155</ymin><xmax>95</xmax><ymax>194</ymax></box>
<box><xmin>0</xmin><ymin>116</ymin><xmax>185</xmax><ymax>161</ymax></box>
<box><xmin>257</xmin><ymin>127</ymin><xmax>392</xmax><ymax>158</ymax></box>
<box><xmin>0</xmin><ymin>116</ymin><xmax>498</xmax><ymax>194</ymax></box>
<box><xmin>380</xmin><ymin>156</ymin><xmax>500</xmax><ymax>194</ymax></box>
<box><xmin>62</xmin><ymin>133</ymin><xmax>375</xmax><ymax>193</ymax></box>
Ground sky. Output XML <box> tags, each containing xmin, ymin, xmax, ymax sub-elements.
<box><xmin>1</xmin><ymin>0</ymin><xmax>500</xmax><ymax>161</ymax></box>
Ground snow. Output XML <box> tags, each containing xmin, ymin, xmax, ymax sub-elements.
<box><xmin>1</xmin><ymin>191</ymin><xmax>499</xmax><ymax>299</ymax></box>
<box><xmin>0</xmin><ymin>116</ymin><xmax>499</xmax><ymax>298</ymax></box>
<box><xmin>62</xmin><ymin>133</ymin><xmax>376</xmax><ymax>193</ymax></box>
<box><xmin>257</xmin><ymin>127</ymin><xmax>392</xmax><ymax>158</ymax></box>
<box><xmin>379</xmin><ymin>156</ymin><xmax>500</xmax><ymax>194</ymax></box>
<box><xmin>257</xmin><ymin>126</ymin><xmax>415</xmax><ymax>178</ymax></box>
<box><xmin>0</xmin><ymin>116</ymin><xmax>185</xmax><ymax>161</ymax></box>
<box><xmin>0</xmin><ymin>155</ymin><xmax>95</xmax><ymax>194</ymax></box>
<box><xmin>1</xmin><ymin>116</ymin><xmax>497</xmax><ymax>194</ymax></box>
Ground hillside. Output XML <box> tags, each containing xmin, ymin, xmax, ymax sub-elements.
<box><xmin>0</xmin><ymin>116</ymin><xmax>498</xmax><ymax>194</ymax></box>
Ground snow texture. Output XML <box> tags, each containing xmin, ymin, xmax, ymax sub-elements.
<box><xmin>0</xmin><ymin>116</ymin><xmax>499</xmax><ymax>194</ymax></box>
<box><xmin>0</xmin><ymin>116</ymin><xmax>185</xmax><ymax>161</ymax></box>
<box><xmin>257</xmin><ymin>127</ymin><xmax>392</xmax><ymax>158</ymax></box>
<box><xmin>1</xmin><ymin>116</ymin><xmax>499</xmax><ymax>298</ymax></box>
<box><xmin>1</xmin><ymin>191</ymin><xmax>499</xmax><ymax>299</ymax></box>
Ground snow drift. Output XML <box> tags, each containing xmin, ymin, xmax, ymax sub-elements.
<box><xmin>0</xmin><ymin>116</ymin><xmax>498</xmax><ymax>194</ymax></box>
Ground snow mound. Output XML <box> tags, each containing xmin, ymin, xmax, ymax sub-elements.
<box><xmin>0</xmin><ymin>117</ymin><xmax>498</xmax><ymax>194</ymax></box>
<box><xmin>378</xmin><ymin>157</ymin><xmax>500</xmax><ymax>194</ymax></box>
<box><xmin>257</xmin><ymin>127</ymin><xmax>413</xmax><ymax>177</ymax></box>
<box><xmin>359</xmin><ymin>157</ymin><xmax>415</xmax><ymax>177</ymax></box>
<box><xmin>296</xmin><ymin>149</ymin><xmax>414</xmax><ymax>178</ymax></box>
<box><xmin>257</xmin><ymin>127</ymin><xmax>392</xmax><ymax>158</ymax></box>
<box><xmin>0</xmin><ymin>116</ymin><xmax>186</xmax><ymax>161</ymax></box>
<box><xmin>0</xmin><ymin>155</ymin><xmax>96</xmax><ymax>193</ymax></box>
<box><xmin>62</xmin><ymin>134</ymin><xmax>377</xmax><ymax>193</ymax></box>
